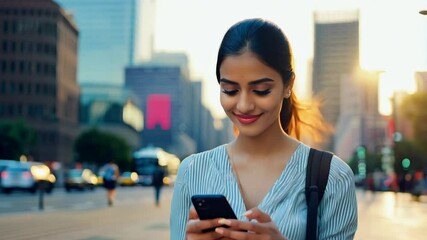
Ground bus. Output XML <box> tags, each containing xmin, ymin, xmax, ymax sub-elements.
<box><xmin>132</xmin><ymin>146</ymin><xmax>180</xmax><ymax>186</ymax></box>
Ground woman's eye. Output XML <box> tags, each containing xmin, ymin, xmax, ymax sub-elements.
<box><xmin>222</xmin><ymin>89</ymin><xmax>238</xmax><ymax>95</ymax></box>
<box><xmin>253</xmin><ymin>89</ymin><xmax>271</xmax><ymax>96</ymax></box>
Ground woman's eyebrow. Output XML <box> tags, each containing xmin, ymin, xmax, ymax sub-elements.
<box><xmin>248</xmin><ymin>78</ymin><xmax>274</xmax><ymax>85</ymax></box>
<box><xmin>219</xmin><ymin>78</ymin><xmax>238</xmax><ymax>85</ymax></box>
<box><xmin>219</xmin><ymin>78</ymin><xmax>274</xmax><ymax>85</ymax></box>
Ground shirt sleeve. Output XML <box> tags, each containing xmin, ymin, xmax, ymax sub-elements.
<box><xmin>318</xmin><ymin>156</ymin><xmax>358</xmax><ymax>240</ymax></box>
<box><xmin>170</xmin><ymin>155</ymin><xmax>192</xmax><ymax>240</ymax></box>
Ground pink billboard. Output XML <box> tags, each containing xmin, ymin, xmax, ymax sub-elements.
<box><xmin>146</xmin><ymin>94</ymin><xmax>171</xmax><ymax>130</ymax></box>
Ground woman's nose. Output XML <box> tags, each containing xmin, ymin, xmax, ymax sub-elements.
<box><xmin>236</xmin><ymin>92</ymin><xmax>255</xmax><ymax>113</ymax></box>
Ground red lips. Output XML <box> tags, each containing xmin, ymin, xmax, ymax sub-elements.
<box><xmin>235</xmin><ymin>114</ymin><xmax>262</xmax><ymax>124</ymax></box>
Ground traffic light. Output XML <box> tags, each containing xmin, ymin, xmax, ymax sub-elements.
<box><xmin>356</xmin><ymin>146</ymin><xmax>367</xmax><ymax>178</ymax></box>
<box><xmin>401</xmin><ymin>158</ymin><xmax>411</xmax><ymax>170</ymax></box>
<box><xmin>358</xmin><ymin>162</ymin><xmax>366</xmax><ymax>178</ymax></box>
<box><xmin>356</xmin><ymin>146</ymin><xmax>366</xmax><ymax>160</ymax></box>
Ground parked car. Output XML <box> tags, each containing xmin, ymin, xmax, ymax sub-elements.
<box><xmin>97</xmin><ymin>169</ymin><xmax>105</xmax><ymax>186</ymax></box>
<box><xmin>0</xmin><ymin>160</ymin><xmax>56</xmax><ymax>194</ymax></box>
<box><xmin>64</xmin><ymin>168</ymin><xmax>98</xmax><ymax>192</ymax></box>
<box><xmin>117</xmin><ymin>171</ymin><xmax>139</xmax><ymax>186</ymax></box>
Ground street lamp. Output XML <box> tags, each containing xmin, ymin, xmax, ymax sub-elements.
<box><xmin>420</xmin><ymin>10</ymin><xmax>427</xmax><ymax>15</ymax></box>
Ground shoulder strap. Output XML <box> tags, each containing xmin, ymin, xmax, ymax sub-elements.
<box><xmin>305</xmin><ymin>148</ymin><xmax>333</xmax><ymax>240</ymax></box>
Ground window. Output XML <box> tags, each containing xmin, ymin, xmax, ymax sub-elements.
<box><xmin>2</xmin><ymin>41</ymin><xmax>7</xmax><ymax>53</ymax></box>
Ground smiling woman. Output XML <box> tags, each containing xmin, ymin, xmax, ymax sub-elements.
<box><xmin>170</xmin><ymin>18</ymin><xmax>357</xmax><ymax>240</ymax></box>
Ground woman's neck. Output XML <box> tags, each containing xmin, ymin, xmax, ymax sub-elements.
<box><xmin>232</xmin><ymin>126</ymin><xmax>297</xmax><ymax>159</ymax></box>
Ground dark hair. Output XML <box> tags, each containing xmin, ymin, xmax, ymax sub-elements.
<box><xmin>216</xmin><ymin>18</ymin><xmax>332</xmax><ymax>143</ymax></box>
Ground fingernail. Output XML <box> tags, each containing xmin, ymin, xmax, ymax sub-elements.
<box><xmin>243</xmin><ymin>210</ymin><xmax>253</xmax><ymax>216</ymax></box>
<box><xmin>218</xmin><ymin>218</ymin><xmax>231</xmax><ymax>225</ymax></box>
<box><xmin>215</xmin><ymin>228</ymin><xmax>224</xmax><ymax>234</ymax></box>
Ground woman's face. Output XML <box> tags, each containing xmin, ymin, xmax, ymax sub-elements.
<box><xmin>219</xmin><ymin>51</ymin><xmax>290</xmax><ymax>137</ymax></box>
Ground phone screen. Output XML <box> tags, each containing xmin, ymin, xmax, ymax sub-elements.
<box><xmin>191</xmin><ymin>194</ymin><xmax>237</xmax><ymax>232</ymax></box>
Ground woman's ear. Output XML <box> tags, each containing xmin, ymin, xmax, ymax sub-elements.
<box><xmin>283</xmin><ymin>73</ymin><xmax>295</xmax><ymax>98</ymax></box>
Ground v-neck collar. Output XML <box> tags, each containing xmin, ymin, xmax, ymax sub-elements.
<box><xmin>220</xmin><ymin>143</ymin><xmax>305</xmax><ymax>217</ymax></box>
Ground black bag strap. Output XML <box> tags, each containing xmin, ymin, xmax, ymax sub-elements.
<box><xmin>305</xmin><ymin>148</ymin><xmax>333</xmax><ymax>240</ymax></box>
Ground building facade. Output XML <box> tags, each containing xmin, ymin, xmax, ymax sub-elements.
<box><xmin>54</xmin><ymin>0</ymin><xmax>155</xmax><ymax>84</ymax></box>
<box><xmin>0</xmin><ymin>0</ymin><xmax>79</xmax><ymax>165</ymax></box>
<box><xmin>312</xmin><ymin>11</ymin><xmax>360</xmax><ymax>150</ymax></box>
<box><xmin>125</xmin><ymin>64</ymin><xmax>191</xmax><ymax>156</ymax></box>
<box><xmin>125</xmin><ymin>53</ymin><xmax>233</xmax><ymax>157</ymax></box>
<box><xmin>333</xmin><ymin>70</ymin><xmax>387</xmax><ymax>160</ymax></box>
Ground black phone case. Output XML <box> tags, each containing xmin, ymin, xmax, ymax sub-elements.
<box><xmin>191</xmin><ymin>194</ymin><xmax>237</xmax><ymax>232</ymax></box>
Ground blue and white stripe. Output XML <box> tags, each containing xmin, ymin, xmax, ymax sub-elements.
<box><xmin>170</xmin><ymin>142</ymin><xmax>357</xmax><ymax>240</ymax></box>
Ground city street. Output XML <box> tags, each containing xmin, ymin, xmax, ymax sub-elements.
<box><xmin>0</xmin><ymin>187</ymin><xmax>426</xmax><ymax>239</ymax></box>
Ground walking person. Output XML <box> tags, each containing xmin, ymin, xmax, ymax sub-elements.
<box><xmin>170</xmin><ymin>18</ymin><xmax>357</xmax><ymax>240</ymax></box>
<box><xmin>152</xmin><ymin>164</ymin><xmax>165</xmax><ymax>207</ymax></box>
<box><xmin>102</xmin><ymin>159</ymin><xmax>119</xmax><ymax>207</ymax></box>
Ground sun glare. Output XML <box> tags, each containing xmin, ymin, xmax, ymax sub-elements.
<box><xmin>360</xmin><ymin>0</ymin><xmax>427</xmax><ymax>116</ymax></box>
<box><xmin>378</xmin><ymin>71</ymin><xmax>417</xmax><ymax>116</ymax></box>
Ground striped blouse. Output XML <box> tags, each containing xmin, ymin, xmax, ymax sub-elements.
<box><xmin>170</xmin><ymin>142</ymin><xmax>357</xmax><ymax>239</ymax></box>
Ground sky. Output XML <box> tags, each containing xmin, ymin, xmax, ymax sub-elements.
<box><xmin>153</xmin><ymin>0</ymin><xmax>427</xmax><ymax>118</ymax></box>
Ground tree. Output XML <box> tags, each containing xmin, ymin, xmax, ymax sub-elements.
<box><xmin>73</xmin><ymin>128</ymin><xmax>132</xmax><ymax>170</ymax></box>
<box><xmin>348</xmin><ymin>148</ymin><xmax>382</xmax><ymax>175</ymax></box>
<box><xmin>393</xmin><ymin>140</ymin><xmax>424</xmax><ymax>174</ymax></box>
<box><xmin>0</xmin><ymin>120</ymin><xmax>36</xmax><ymax>159</ymax></box>
<box><xmin>400</xmin><ymin>92</ymin><xmax>427</xmax><ymax>170</ymax></box>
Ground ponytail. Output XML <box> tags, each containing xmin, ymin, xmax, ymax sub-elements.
<box><xmin>280</xmin><ymin>92</ymin><xmax>334</xmax><ymax>145</ymax></box>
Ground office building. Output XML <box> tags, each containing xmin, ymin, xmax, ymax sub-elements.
<box><xmin>312</xmin><ymin>11</ymin><xmax>360</xmax><ymax>150</ymax></box>
<box><xmin>55</xmin><ymin>0</ymin><xmax>156</xmax><ymax>84</ymax></box>
<box><xmin>334</xmin><ymin>70</ymin><xmax>386</xmax><ymax>160</ymax></box>
<box><xmin>125</xmin><ymin>63</ymin><xmax>194</xmax><ymax>156</ymax></box>
<box><xmin>0</xmin><ymin>0</ymin><xmax>79</xmax><ymax>165</ymax></box>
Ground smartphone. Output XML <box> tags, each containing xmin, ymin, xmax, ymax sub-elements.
<box><xmin>191</xmin><ymin>194</ymin><xmax>237</xmax><ymax>232</ymax></box>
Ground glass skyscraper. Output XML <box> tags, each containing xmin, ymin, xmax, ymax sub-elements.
<box><xmin>54</xmin><ymin>0</ymin><xmax>155</xmax><ymax>85</ymax></box>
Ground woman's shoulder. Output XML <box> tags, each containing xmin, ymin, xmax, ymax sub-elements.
<box><xmin>329</xmin><ymin>154</ymin><xmax>354</xmax><ymax>180</ymax></box>
<box><xmin>299</xmin><ymin>143</ymin><xmax>354</xmax><ymax>183</ymax></box>
<box><xmin>323</xmin><ymin>154</ymin><xmax>356</xmax><ymax>194</ymax></box>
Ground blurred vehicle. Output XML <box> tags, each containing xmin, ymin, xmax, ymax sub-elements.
<box><xmin>117</xmin><ymin>171</ymin><xmax>139</xmax><ymax>186</ymax></box>
<box><xmin>97</xmin><ymin>169</ymin><xmax>105</xmax><ymax>186</ymax></box>
<box><xmin>132</xmin><ymin>146</ymin><xmax>180</xmax><ymax>186</ymax></box>
<box><xmin>0</xmin><ymin>159</ymin><xmax>20</xmax><ymax>171</ymax></box>
<box><xmin>64</xmin><ymin>168</ymin><xmax>97</xmax><ymax>192</ymax></box>
<box><xmin>0</xmin><ymin>160</ymin><xmax>56</xmax><ymax>194</ymax></box>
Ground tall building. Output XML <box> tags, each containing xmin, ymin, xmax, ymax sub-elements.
<box><xmin>125</xmin><ymin>52</ymin><xmax>231</xmax><ymax>156</ymax></box>
<box><xmin>0</xmin><ymin>0</ymin><xmax>79</xmax><ymax>165</ymax></box>
<box><xmin>125</xmin><ymin>63</ymin><xmax>193</xmax><ymax>156</ymax></box>
<box><xmin>312</xmin><ymin>11</ymin><xmax>360</xmax><ymax>150</ymax></box>
<box><xmin>54</xmin><ymin>0</ymin><xmax>156</xmax><ymax>84</ymax></box>
<box><xmin>135</xmin><ymin>0</ymin><xmax>156</xmax><ymax>63</ymax></box>
<box><xmin>334</xmin><ymin>70</ymin><xmax>386</xmax><ymax>160</ymax></box>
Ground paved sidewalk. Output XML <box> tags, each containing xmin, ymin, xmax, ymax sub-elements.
<box><xmin>1</xmin><ymin>188</ymin><xmax>426</xmax><ymax>239</ymax></box>
<box><xmin>0</xmin><ymin>188</ymin><xmax>173</xmax><ymax>240</ymax></box>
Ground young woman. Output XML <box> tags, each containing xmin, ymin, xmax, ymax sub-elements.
<box><xmin>170</xmin><ymin>18</ymin><xmax>357</xmax><ymax>240</ymax></box>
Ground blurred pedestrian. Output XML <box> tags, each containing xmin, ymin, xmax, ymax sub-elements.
<box><xmin>152</xmin><ymin>164</ymin><xmax>165</xmax><ymax>207</ymax></box>
<box><xmin>102</xmin><ymin>159</ymin><xmax>119</xmax><ymax>206</ymax></box>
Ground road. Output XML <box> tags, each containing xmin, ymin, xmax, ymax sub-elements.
<box><xmin>355</xmin><ymin>190</ymin><xmax>427</xmax><ymax>239</ymax></box>
<box><xmin>0</xmin><ymin>187</ymin><xmax>426</xmax><ymax>239</ymax></box>
<box><xmin>0</xmin><ymin>185</ymin><xmax>157</xmax><ymax>214</ymax></box>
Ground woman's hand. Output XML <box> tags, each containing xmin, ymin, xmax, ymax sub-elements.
<box><xmin>186</xmin><ymin>207</ymin><xmax>234</xmax><ymax>240</ymax></box>
<box><xmin>214</xmin><ymin>207</ymin><xmax>288</xmax><ymax>240</ymax></box>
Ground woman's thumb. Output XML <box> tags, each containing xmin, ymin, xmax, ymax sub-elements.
<box><xmin>243</xmin><ymin>207</ymin><xmax>272</xmax><ymax>223</ymax></box>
